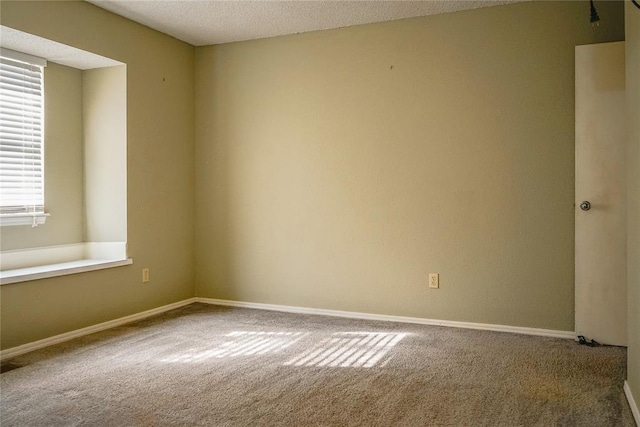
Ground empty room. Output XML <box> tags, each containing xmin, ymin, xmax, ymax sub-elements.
<box><xmin>0</xmin><ymin>0</ymin><xmax>639</xmax><ymax>425</ymax></box>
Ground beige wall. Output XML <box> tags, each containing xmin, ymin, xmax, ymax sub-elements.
<box><xmin>83</xmin><ymin>65</ymin><xmax>127</xmax><ymax>243</ymax></box>
<box><xmin>0</xmin><ymin>62</ymin><xmax>84</xmax><ymax>251</ymax></box>
<box><xmin>0</xmin><ymin>1</ymin><xmax>195</xmax><ymax>349</ymax></box>
<box><xmin>625</xmin><ymin>0</ymin><xmax>640</xmax><ymax>412</ymax></box>
<box><xmin>0</xmin><ymin>0</ymin><xmax>631</xmax><ymax>360</ymax></box>
<box><xmin>195</xmin><ymin>1</ymin><xmax>624</xmax><ymax>331</ymax></box>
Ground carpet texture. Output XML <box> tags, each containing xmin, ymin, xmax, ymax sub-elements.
<box><xmin>0</xmin><ymin>303</ymin><xmax>634</xmax><ymax>426</ymax></box>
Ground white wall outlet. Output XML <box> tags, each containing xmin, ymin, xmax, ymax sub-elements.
<box><xmin>142</xmin><ymin>268</ymin><xmax>150</xmax><ymax>283</ymax></box>
<box><xmin>429</xmin><ymin>273</ymin><xmax>439</xmax><ymax>289</ymax></box>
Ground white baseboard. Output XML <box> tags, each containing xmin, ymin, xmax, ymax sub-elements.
<box><xmin>0</xmin><ymin>297</ymin><xmax>576</xmax><ymax>363</ymax></box>
<box><xmin>625</xmin><ymin>381</ymin><xmax>640</xmax><ymax>426</ymax></box>
<box><xmin>195</xmin><ymin>298</ymin><xmax>575</xmax><ymax>339</ymax></box>
<box><xmin>0</xmin><ymin>298</ymin><xmax>196</xmax><ymax>361</ymax></box>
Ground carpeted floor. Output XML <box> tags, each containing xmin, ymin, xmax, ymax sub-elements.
<box><xmin>0</xmin><ymin>303</ymin><xmax>635</xmax><ymax>426</ymax></box>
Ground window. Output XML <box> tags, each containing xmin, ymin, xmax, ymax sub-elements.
<box><xmin>0</xmin><ymin>49</ymin><xmax>48</xmax><ymax>227</ymax></box>
<box><xmin>0</xmin><ymin>31</ymin><xmax>130</xmax><ymax>284</ymax></box>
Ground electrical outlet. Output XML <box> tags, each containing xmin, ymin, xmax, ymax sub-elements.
<box><xmin>429</xmin><ymin>273</ymin><xmax>439</xmax><ymax>289</ymax></box>
<box><xmin>142</xmin><ymin>268</ymin><xmax>150</xmax><ymax>283</ymax></box>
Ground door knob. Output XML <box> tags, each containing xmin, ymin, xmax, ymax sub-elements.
<box><xmin>580</xmin><ymin>201</ymin><xmax>591</xmax><ymax>211</ymax></box>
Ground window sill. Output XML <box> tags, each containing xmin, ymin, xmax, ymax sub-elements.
<box><xmin>0</xmin><ymin>258</ymin><xmax>133</xmax><ymax>285</ymax></box>
<box><xmin>0</xmin><ymin>242</ymin><xmax>130</xmax><ymax>285</ymax></box>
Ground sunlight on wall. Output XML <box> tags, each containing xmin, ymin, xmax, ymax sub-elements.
<box><xmin>284</xmin><ymin>332</ymin><xmax>407</xmax><ymax>368</ymax></box>
<box><xmin>161</xmin><ymin>331</ymin><xmax>306</xmax><ymax>363</ymax></box>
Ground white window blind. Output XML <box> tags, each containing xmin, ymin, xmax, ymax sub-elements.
<box><xmin>0</xmin><ymin>51</ymin><xmax>47</xmax><ymax>225</ymax></box>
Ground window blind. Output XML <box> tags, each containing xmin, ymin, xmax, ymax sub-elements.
<box><xmin>0</xmin><ymin>54</ymin><xmax>45</xmax><ymax>217</ymax></box>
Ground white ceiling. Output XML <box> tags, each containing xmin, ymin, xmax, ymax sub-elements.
<box><xmin>86</xmin><ymin>0</ymin><xmax>523</xmax><ymax>46</ymax></box>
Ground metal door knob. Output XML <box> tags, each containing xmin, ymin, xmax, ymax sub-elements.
<box><xmin>580</xmin><ymin>201</ymin><xmax>591</xmax><ymax>211</ymax></box>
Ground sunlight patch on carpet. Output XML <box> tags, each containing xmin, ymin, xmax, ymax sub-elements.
<box><xmin>160</xmin><ymin>331</ymin><xmax>307</xmax><ymax>363</ymax></box>
<box><xmin>284</xmin><ymin>332</ymin><xmax>408</xmax><ymax>368</ymax></box>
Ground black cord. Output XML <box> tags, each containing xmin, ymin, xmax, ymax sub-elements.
<box><xmin>590</xmin><ymin>0</ymin><xmax>600</xmax><ymax>25</ymax></box>
<box><xmin>577</xmin><ymin>335</ymin><xmax>601</xmax><ymax>347</ymax></box>
<box><xmin>633</xmin><ymin>0</ymin><xmax>640</xmax><ymax>10</ymax></box>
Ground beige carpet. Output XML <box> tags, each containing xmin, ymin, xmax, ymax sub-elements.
<box><xmin>0</xmin><ymin>303</ymin><xmax>635</xmax><ymax>426</ymax></box>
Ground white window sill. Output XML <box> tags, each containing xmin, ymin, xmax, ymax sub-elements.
<box><xmin>0</xmin><ymin>258</ymin><xmax>133</xmax><ymax>285</ymax></box>
<box><xmin>0</xmin><ymin>242</ymin><xmax>131</xmax><ymax>285</ymax></box>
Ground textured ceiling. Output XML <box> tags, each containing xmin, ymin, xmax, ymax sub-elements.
<box><xmin>86</xmin><ymin>0</ymin><xmax>523</xmax><ymax>46</ymax></box>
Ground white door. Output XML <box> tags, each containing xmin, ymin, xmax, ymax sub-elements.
<box><xmin>575</xmin><ymin>41</ymin><xmax>626</xmax><ymax>346</ymax></box>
